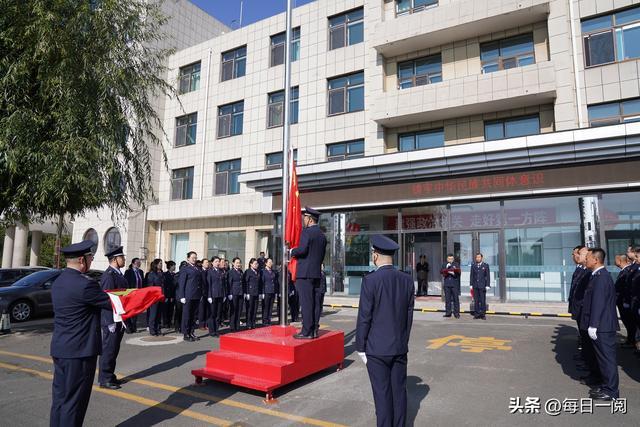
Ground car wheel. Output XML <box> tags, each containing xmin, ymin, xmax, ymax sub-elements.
<box><xmin>10</xmin><ymin>300</ymin><xmax>33</xmax><ymax>322</ymax></box>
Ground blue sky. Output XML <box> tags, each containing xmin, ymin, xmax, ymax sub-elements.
<box><xmin>189</xmin><ymin>0</ymin><xmax>316</xmax><ymax>28</ymax></box>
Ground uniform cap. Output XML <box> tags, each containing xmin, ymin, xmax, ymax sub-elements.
<box><xmin>371</xmin><ymin>235</ymin><xmax>399</xmax><ymax>256</ymax></box>
<box><xmin>105</xmin><ymin>246</ymin><xmax>125</xmax><ymax>258</ymax></box>
<box><xmin>303</xmin><ymin>206</ymin><xmax>321</xmax><ymax>220</ymax></box>
<box><xmin>61</xmin><ymin>240</ymin><xmax>95</xmax><ymax>258</ymax></box>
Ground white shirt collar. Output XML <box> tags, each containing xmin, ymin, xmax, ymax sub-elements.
<box><xmin>376</xmin><ymin>263</ymin><xmax>393</xmax><ymax>270</ymax></box>
<box><xmin>591</xmin><ymin>266</ymin><xmax>605</xmax><ymax>275</ymax></box>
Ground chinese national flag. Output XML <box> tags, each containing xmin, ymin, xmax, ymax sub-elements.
<box><xmin>285</xmin><ymin>159</ymin><xmax>302</xmax><ymax>281</ymax></box>
<box><xmin>107</xmin><ymin>287</ymin><xmax>165</xmax><ymax>322</ymax></box>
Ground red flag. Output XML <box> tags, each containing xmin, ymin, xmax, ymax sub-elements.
<box><xmin>107</xmin><ymin>287</ymin><xmax>165</xmax><ymax>321</ymax></box>
<box><xmin>285</xmin><ymin>158</ymin><xmax>302</xmax><ymax>281</ymax></box>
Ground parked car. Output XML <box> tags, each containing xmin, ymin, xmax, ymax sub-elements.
<box><xmin>0</xmin><ymin>269</ymin><xmax>104</xmax><ymax>322</ymax></box>
<box><xmin>0</xmin><ymin>267</ymin><xmax>50</xmax><ymax>288</ymax></box>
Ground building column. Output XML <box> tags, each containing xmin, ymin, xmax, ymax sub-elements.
<box><xmin>12</xmin><ymin>222</ymin><xmax>29</xmax><ymax>267</ymax></box>
<box><xmin>2</xmin><ymin>226</ymin><xmax>15</xmax><ymax>268</ymax></box>
<box><xmin>29</xmin><ymin>230</ymin><xmax>43</xmax><ymax>267</ymax></box>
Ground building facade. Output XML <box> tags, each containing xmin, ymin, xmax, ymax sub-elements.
<box><xmin>79</xmin><ymin>0</ymin><xmax>640</xmax><ymax>302</ymax></box>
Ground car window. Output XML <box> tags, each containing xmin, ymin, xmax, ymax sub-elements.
<box><xmin>12</xmin><ymin>270</ymin><xmax>61</xmax><ymax>287</ymax></box>
<box><xmin>0</xmin><ymin>271</ymin><xmax>20</xmax><ymax>281</ymax></box>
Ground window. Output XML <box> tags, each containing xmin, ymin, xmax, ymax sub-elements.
<box><xmin>217</xmin><ymin>101</ymin><xmax>243</xmax><ymax>138</ymax></box>
<box><xmin>329</xmin><ymin>8</ymin><xmax>364</xmax><ymax>50</ymax></box>
<box><xmin>396</xmin><ymin>0</ymin><xmax>438</xmax><ymax>16</ymax></box>
<box><xmin>215</xmin><ymin>159</ymin><xmax>241</xmax><ymax>195</ymax></box>
<box><xmin>170</xmin><ymin>167</ymin><xmax>194</xmax><ymax>200</ymax></box>
<box><xmin>588</xmin><ymin>98</ymin><xmax>640</xmax><ymax>126</ymax></box>
<box><xmin>327</xmin><ymin>139</ymin><xmax>365</xmax><ymax>161</ymax></box>
<box><xmin>398</xmin><ymin>54</ymin><xmax>442</xmax><ymax>89</ymax></box>
<box><xmin>266</xmin><ymin>150</ymin><xmax>298</xmax><ymax>170</ymax></box>
<box><xmin>220</xmin><ymin>46</ymin><xmax>246</xmax><ymax>81</ymax></box>
<box><xmin>328</xmin><ymin>71</ymin><xmax>364</xmax><ymax>116</ymax></box>
<box><xmin>267</xmin><ymin>87</ymin><xmax>299</xmax><ymax>128</ymax></box>
<box><xmin>480</xmin><ymin>33</ymin><xmax>535</xmax><ymax>74</ymax></box>
<box><xmin>175</xmin><ymin>113</ymin><xmax>197</xmax><ymax>147</ymax></box>
<box><xmin>399</xmin><ymin>129</ymin><xmax>444</xmax><ymax>151</ymax></box>
<box><xmin>178</xmin><ymin>62</ymin><xmax>201</xmax><ymax>94</ymax></box>
<box><xmin>582</xmin><ymin>6</ymin><xmax>640</xmax><ymax>67</ymax></box>
<box><xmin>83</xmin><ymin>228</ymin><xmax>99</xmax><ymax>254</ymax></box>
<box><xmin>104</xmin><ymin>227</ymin><xmax>122</xmax><ymax>254</ymax></box>
<box><xmin>270</xmin><ymin>27</ymin><xmax>300</xmax><ymax>67</ymax></box>
<box><xmin>484</xmin><ymin>115</ymin><xmax>540</xmax><ymax>141</ymax></box>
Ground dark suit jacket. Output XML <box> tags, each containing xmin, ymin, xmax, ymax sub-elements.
<box><xmin>614</xmin><ymin>265</ymin><xmax>632</xmax><ymax>305</ymax></box>
<box><xmin>99</xmin><ymin>266</ymin><xmax>128</xmax><ymax>326</ymax></box>
<box><xmin>568</xmin><ymin>266</ymin><xmax>587</xmax><ymax>313</ymax></box>
<box><xmin>356</xmin><ymin>265</ymin><xmax>415</xmax><ymax>356</ymax></box>
<box><xmin>50</xmin><ymin>268</ymin><xmax>113</xmax><ymax>358</ymax></box>
<box><xmin>580</xmin><ymin>267</ymin><xmax>620</xmax><ymax>333</ymax></box>
<box><xmin>470</xmin><ymin>262</ymin><xmax>490</xmax><ymax>288</ymax></box>
<box><xmin>206</xmin><ymin>268</ymin><xmax>226</xmax><ymax>299</ymax></box>
<box><xmin>571</xmin><ymin>268</ymin><xmax>592</xmax><ymax>321</ymax></box>
<box><xmin>176</xmin><ymin>263</ymin><xmax>203</xmax><ymax>300</ymax></box>
<box><xmin>441</xmin><ymin>262</ymin><xmax>461</xmax><ymax>292</ymax></box>
<box><xmin>261</xmin><ymin>268</ymin><xmax>279</xmax><ymax>294</ymax></box>
<box><xmin>228</xmin><ymin>268</ymin><xmax>245</xmax><ymax>295</ymax></box>
<box><xmin>244</xmin><ymin>268</ymin><xmax>262</xmax><ymax>296</ymax></box>
<box><xmin>163</xmin><ymin>271</ymin><xmax>177</xmax><ymax>299</ymax></box>
<box><xmin>290</xmin><ymin>225</ymin><xmax>327</xmax><ymax>279</ymax></box>
<box><xmin>124</xmin><ymin>267</ymin><xmax>144</xmax><ymax>289</ymax></box>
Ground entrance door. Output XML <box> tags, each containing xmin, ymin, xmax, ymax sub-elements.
<box><xmin>403</xmin><ymin>232</ymin><xmax>443</xmax><ymax>296</ymax></box>
<box><xmin>453</xmin><ymin>231</ymin><xmax>501</xmax><ymax>299</ymax></box>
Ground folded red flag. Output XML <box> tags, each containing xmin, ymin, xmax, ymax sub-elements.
<box><xmin>106</xmin><ymin>287</ymin><xmax>165</xmax><ymax>321</ymax></box>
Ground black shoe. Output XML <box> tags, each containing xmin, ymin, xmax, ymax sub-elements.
<box><xmin>112</xmin><ymin>378</ymin><xmax>124</xmax><ymax>385</ymax></box>
<box><xmin>443</xmin><ymin>314</ymin><xmax>452</xmax><ymax>318</ymax></box>
<box><xmin>481</xmin><ymin>316</ymin><xmax>486</xmax><ymax>320</ymax></box>
<box><xmin>184</xmin><ymin>336</ymin><xmax>195</xmax><ymax>342</ymax></box>
<box><xmin>190</xmin><ymin>334</ymin><xmax>200</xmax><ymax>341</ymax></box>
<box><xmin>99</xmin><ymin>382</ymin><xmax>121</xmax><ymax>390</ymax></box>
<box><xmin>473</xmin><ymin>315</ymin><xmax>481</xmax><ymax>319</ymax></box>
<box><xmin>312</xmin><ymin>330</ymin><xmax>319</xmax><ymax>339</ymax></box>
<box><xmin>293</xmin><ymin>333</ymin><xmax>313</xmax><ymax>340</ymax></box>
<box><xmin>210</xmin><ymin>332</ymin><xmax>219</xmax><ymax>337</ymax></box>
<box><xmin>454</xmin><ymin>314</ymin><xmax>460</xmax><ymax>319</ymax></box>
<box><xmin>591</xmin><ymin>391</ymin><xmax>616</xmax><ymax>401</ymax></box>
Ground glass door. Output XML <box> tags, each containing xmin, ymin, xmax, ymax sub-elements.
<box><xmin>403</xmin><ymin>232</ymin><xmax>443</xmax><ymax>296</ymax></box>
<box><xmin>453</xmin><ymin>231</ymin><xmax>502</xmax><ymax>299</ymax></box>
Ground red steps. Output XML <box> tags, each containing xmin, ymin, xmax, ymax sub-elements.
<box><xmin>192</xmin><ymin>325</ymin><xmax>344</xmax><ymax>400</ymax></box>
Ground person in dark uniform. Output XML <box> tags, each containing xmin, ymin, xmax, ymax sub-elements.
<box><xmin>568</xmin><ymin>246</ymin><xmax>588</xmax><ymax>351</ymax></box>
<box><xmin>163</xmin><ymin>261</ymin><xmax>177</xmax><ymax>329</ymax></box>
<box><xmin>98</xmin><ymin>246</ymin><xmax>127</xmax><ymax>390</ymax></box>
<box><xmin>261</xmin><ymin>258</ymin><xmax>279</xmax><ymax>326</ymax></box>
<box><xmin>257</xmin><ymin>251</ymin><xmax>267</xmax><ymax>270</ymax></box>
<box><xmin>629</xmin><ymin>247</ymin><xmax>640</xmax><ymax>355</ymax></box>
<box><xmin>356</xmin><ymin>235</ymin><xmax>415</xmax><ymax>427</ymax></box>
<box><xmin>198</xmin><ymin>258</ymin><xmax>210</xmax><ymax>330</ymax></box>
<box><xmin>206</xmin><ymin>256</ymin><xmax>226</xmax><ymax>337</ymax></box>
<box><xmin>145</xmin><ymin>258</ymin><xmax>164</xmax><ymax>336</ymax></box>
<box><xmin>469</xmin><ymin>253</ymin><xmax>490</xmax><ymax>319</ymax></box>
<box><xmin>318</xmin><ymin>263</ymin><xmax>326</xmax><ymax>320</ymax></box>
<box><xmin>123</xmin><ymin>257</ymin><xmax>144</xmax><ymax>333</ymax></box>
<box><xmin>290</xmin><ymin>206</ymin><xmax>327</xmax><ymax>339</ymax></box>
<box><xmin>218</xmin><ymin>258</ymin><xmax>229</xmax><ymax>328</ymax></box>
<box><xmin>50</xmin><ymin>240</ymin><xmax>114</xmax><ymax>427</ymax></box>
<box><xmin>177</xmin><ymin>251</ymin><xmax>203</xmax><ymax>342</ymax></box>
<box><xmin>416</xmin><ymin>255</ymin><xmax>429</xmax><ymax>296</ymax></box>
<box><xmin>288</xmin><ymin>271</ymin><xmax>299</xmax><ymax>323</ymax></box>
<box><xmin>582</xmin><ymin>248</ymin><xmax>620</xmax><ymax>401</ymax></box>
<box><xmin>228</xmin><ymin>257</ymin><xmax>245</xmax><ymax>331</ymax></box>
<box><xmin>614</xmin><ymin>254</ymin><xmax>635</xmax><ymax>347</ymax></box>
<box><xmin>243</xmin><ymin>258</ymin><xmax>262</xmax><ymax>329</ymax></box>
<box><xmin>441</xmin><ymin>253</ymin><xmax>461</xmax><ymax>318</ymax></box>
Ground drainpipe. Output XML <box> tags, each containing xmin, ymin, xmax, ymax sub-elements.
<box><xmin>568</xmin><ymin>0</ymin><xmax>585</xmax><ymax>128</ymax></box>
<box><xmin>199</xmin><ymin>48</ymin><xmax>213</xmax><ymax>200</ymax></box>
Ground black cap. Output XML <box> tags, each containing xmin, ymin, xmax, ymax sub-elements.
<box><xmin>61</xmin><ymin>240</ymin><xmax>95</xmax><ymax>258</ymax></box>
<box><xmin>303</xmin><ymin>206</ymin><xmax>321</xmax><ymax>220</ymax></box>
<box><xmin>105</xmin><ymin>246</ymin><xmax>125</xmax><ymax>259</ymax></box>
<box><xmin>371</xmin><ymin>235</ymin><xmax>399</xmax><ymax>256</ymax></box>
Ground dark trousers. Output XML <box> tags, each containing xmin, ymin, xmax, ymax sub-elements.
<box><xmin>163</xmin><ymin>298</ymin><xmax>175</xmax><ymax>328</ymax></box>
<box><xmin>297</xmin><ymin>278</ymin><xmax>321</xmax><ymax>336</ymax></box>
<box><xmin>473</xmin><ymin>287</ymin><xmax>486</xmax><ymax>315</ymax></box>
<box><xmin>231</xmin><ymin>295</ymin><xmax>243</xmax><ymax>331</ymax></box>
<box><xmin>181</xmin><ymin>299</ymin><xmax>199</xmax><ymax>338</ymax></box>
<box><xmin>50</xmin><ymin>356</ymin><xmax>97</xmax><ymax>427</ymax></box>
<box><xmin>315</xmin><ymin>292</ymin><xmax>325</xmax><ymax>331</ymax></box>
<box><xmin>207</xmin><ymin>298</ymin><xmax>224</xmax><ymax>334</ymax></box>
<box><xmin>124</xmin><ymin>316</ymin><xmax>137</xmax><ymax>333</ymax></box>
<box><xmin>98</xmin><ymin>323</ymin><xmax>124</xmax><ymax>384</ymax></box>
<box><xmin>592</xmin><ymin>331</ymin><xmax>619</xmax><ymax>398</ymax></box>
<box><xmin>198</xmin><ymin>297</ymin><xmax>208</xmax><ymax>327</ymax></box>
<box><xmin>579</xmin><ymin>329</ymin><xmax>601</xmax><ymax>379</ymax></box>
<box><xmin>444</xmin><ymin>286</ymin><xmax>460</xmax><ymax>315</ymax></box>
<box><xmin>174</xmin><ymin>300</ymin><xmax>183</xmax><ymax>332</ymax></box>
<box><xmin>148</xmin><ymin>303</ymin><xmax>161</xmax><ymax>335</ymax></box>
<box><xmin>289</xmin><ymin>292</ymin><xmax>299</xmax><ymax>322</ymax></box>
<box><xmin>263</xmin><ymin>293</ymin><xmax>275</xmax><ymax>325</ymax></box>
<box><xmin>366</xmin><ymin>354</ymin><xmax>408</xmax><ymax>427</ymax></box>
<box><xmin>417</xmin><ymin>279</ymin><xmax>428</xmax><ymax>296</ymax></box>
<box><xmin>247</xmin><ymin>295</ymin><xmax>259</xmax><ymax>328</ymax></box>
<box><xmin>618</xmin><ymin>302</ymin><xmax>637</xmax><ymax>343</ymax></box>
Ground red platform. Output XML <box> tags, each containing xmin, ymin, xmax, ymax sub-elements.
<box><xmin>191</xmin><ymin>325</ymin><xmax>344</xmax><ymax>400</ymax></box>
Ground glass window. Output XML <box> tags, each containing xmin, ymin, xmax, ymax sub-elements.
<box><xmin>484</xmin><ymin>115</ymin><xmax>540</xmax><ymax>141</ymax></box>
<box><xmin>207</xmin><ymin>231</ymin><xmax>246</xmax><ymax>261</ymax></box>
<box><xmin>178</xmin><ymin>62</ymin><xmax>201</xmax><ymax>94</ymax></box>
<box><xmin>217</xmin><ymin>101</ymin><xmax>243</xmax><ymax>138</ymax></box>
<box><xmin>327</xmin><ymin>139</ymin><xmax>365</xmax><ymax>161</ymax></box>
<box><xmin>175</xmin><ymin>113</ymin><xmax>197</xmax><ymax>147</ymax></box>
<box><xmin>266</xmin><ymin>150</ymin><xmax>297</xmax><ymax>170</ymax></box>
<box><xmin>215</xmin><ymin>159</ymin><xmax>241</xmax><ymax>195</ymax></box>
<box><xmin>220</xmin><ymin>46</ymin><xmax>246</xmax><ymax>81</ymax></box>
<box><xmin>600</xmin><ymin>192</ymin><xmax>640</xmax><ymax>223</ymax></box>
<box><xmin>328</xmin><ymin>71</ymin><xmax>364</xmax><ymax>115</ymax></box>
<box><xmin>328</xmin><ymin>8</ymin><xmax>364</xmax><ymax>50</ymax></box>
<box><xmin>170</xmin><ymin>233</ymin><xmax>189</xmax><ymax>266</ymax></box>
<box><xmin>267</xmin><ymin>87</ymin><xmax>299</xmax><ymax>128</ymax></box>
<box><xmin>582</xmin><ymin>5</ymin><xmax>640</xmax><ymax>67</ymax></box>
<box><xmin>170</xmin><ymin>167</ymin><xmax>194</xmax><ymax>200</ymax></box>
<box><xmin>396</xmin><ymin>0</ymin><xmax>438</xmax><ymax>16</ymax></box>
<box><xmin>480</xmin><ymin>33</ymin><xmax>535</xmax><ymax>73</ymax></box>
<box><xmin>83</xmin><ymin>228</ymin><xmax>99</xmax><ymax>254</ymax></box>
<box><xmin>397</xmin><ymin>54</ymin><xmax>442</xmax><ymax>89</ymax></box>
<box><xmin>270</xmin><ymin>27</ymin><xmax>300</xmax><ymax>67</ymax></box>
<box><xmin>398</xmin><ymin>129</ymin><xmax>444</xmax><ymax>151</ymax></box>
<box><xmin>504</xmin><ymin>196</ymin><xmax>581</xmax><ymax>226</ymax></box>
<box><xmin>588</xmin><ymin>97</ymin><xmax>640</xmax><ymax>126</ymax></box>
<box><xmin>103</xmin><ymin>227</ymin><xmax>121</xmax><ymax>254</ymax></box>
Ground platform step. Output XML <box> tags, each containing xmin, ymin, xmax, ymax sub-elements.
<box><xmin>220</xmin><ymin>331</ymin><xmax>298</xmax><ymax>361</ymax></box>
<box><xmin>192</xmin><ymin>368</ymin><xmax>280</xmax><ymax>392</ymax></box>
<box><xmin>206</xmin><ymin>350</ymin><xmax>292</xmax><ymax>383</ymax></box>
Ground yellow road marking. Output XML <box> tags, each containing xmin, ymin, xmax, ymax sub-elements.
<box><xmin>0</xmin><ymin>350</ymin><xmax>346</xmax><ymax>427</ymax></box>
<box><xmin>421</xmin><ymin>308</ymin><xmax>438</xmax><ymax>313</ymax></box>
<box><xmin>558</xmin><ymin>313</ymin><xmax>572</xmax><ymax>317</ymax></box>
<box><xmin>529</xmin><ymin>312</ymin><xmax>543</xmax><ymax>316</ymax></box>
<box><xmin>485</xmin><ymin>311</ymin><xmax>495</xmax><ymax>314</ymax></box>
<box><xmin>0</xmin><ymin>361</ymin><xmax>230</xmax><ymax>426</ymax></box>
<box><xmin>427</xmin><ymin>335</ymin><xmax>512</xmax><ymax>353</ymax></box>
<box><xmin>508</xmin><ymin>312</ymin><xmax>521</xmax><ymax>315</ymax></box>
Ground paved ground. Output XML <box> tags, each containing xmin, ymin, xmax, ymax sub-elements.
<box><xmin>1</xmin><ymin>309</ymin><xmax>638</xmax><ymax>426</ymax></box>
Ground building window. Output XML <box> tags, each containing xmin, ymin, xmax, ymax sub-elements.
<box><xmin>328</xmin><ymin>71</ymin><xmax>364</xmax><ymax>116</ymax></box>
<box><xmin>266</xmin><ymin>150</ymin><xmax>298</xmax><ymax>170</ymax></box>
<box><xmin>217</xmin><ymin>101</ymin><xmax>243</xmax><ymax>138</ymax></box>
<box><xmin>215</xmin><ymin>159</ymin><xmax>241</xmax><ymax>195</ymax></box>
<box><xmin>104</xmin><ymin>227</ymin><xmax>122</xmax><ymax>254</ymax></box>
<box><xmin>582</xmin><ymin>6</ymin><xmax>640</xmax><ymax>67</ymax></box>
<box><xmin>170</xmin><ymin>167</ymin><xmax>194</xmax><ymax>200</ymax></box>
<box><xmin>270</xmin><ymin>27</ymin><xmax>300</xmax><ymax>67</ymax></box>
<box><xmin>396</xmin><ymin>0</ymin><xmax>438</xmax><ymax>16</ymax></box>
<box><xmin>175</xmin><ymin>113</ymin><xmax>197</xmax><ymax>147</ymax></box>
<box><xmin>178</xmin><ymin>62</ymin><xmax>201</xmax><ymax>94</ymax></box>
<box><xmin>480</xmin><ymin>33</ymin><xmax>535</xmax><ymax>74</ymax></box>
<box><xmin>220</xmin><ymin>46</ymin><xmax>246</xmax><ymax>81</ymax></box>
<box><xmin>588</xmin><ymin>98</ymin><xmax>640</xmax><ymax>126</ymax></box>
<box><xmin>267</xmin><ymin>87</ymin><xmax>299</xmax><ymax>128</ymax></box>
<box><xmin>484</xmin><ymin>115</ymin><xmax>540</xmax><ymax>141</ymax></box>
<box><xmin>399</xmin><ymin>129</ymin><xmax>444</xmax><ymax>151</ymax></box>
<box><xmin>207</xmin><ymin>231</ymin><xmax>246</xmax><ymax>261</ymax></box>
<box><xmin>328</xmin><ymin>8</ymin><xmax>364</xmax><ymax>50</ymax></box>
<box><xmin>327</xmin><ymin>139</ymin><xmax>365</xmax><ymax>161</ymax></box>
<box><xmin>398</xmin><ymin>54</ymin><xmax>442</xmax><ymax>89</ymax></box>
<box><xmin>83</xmin><ymin>228</ymin><xmax>99</xmax><ymax>254</ymax></box>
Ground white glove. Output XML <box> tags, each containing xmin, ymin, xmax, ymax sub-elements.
<box><xmin>207</xmin><ymin>298</ymin><xmax>213</xmax><ymax>303</ymax></box>
<box><xmin>108</xmin><ymin>323</ymin><xmax>116</xmax><ymax>333</ymax></box>
<box><xmin>357</xmin><ymin>352</ymin><xmax>367</xmax><ymax>364</ymax></box>
<box><xmin>260</xmin><ymin>294</ymin><xmax>265</xmax><ymax>300</ymax></box>
<box><xmin>623</xmin><ymin>303</ymin><xmax>630</xmax><ymax>309</ymax></box>
<box><xmin>180</xmin><ymin>298</ymin><xmax>186</xmax><ymax>304</ymax></box>
<box><xmin>588</xmin><ymin>327</ymin><xmax>597</xmax><ymax>341</ymax></box>
<box><xmin>289</xmin><ymin>291</ymin><xmax>295</xmax><ymax>296</ymax></box>
<box><xmin>485</xmin><ymin>286</ymin><xmax>490</xmax><ymax>291</ymax></box>
<box><xmin>228</xmin><ymin>295</ymin><xmax>233</xmax><ymax>301</ymax></box>
<box><xmin>165</xmin><ymin>298</ymin><xmax>169</xmax><ymax>303</ymax></box>
<box><xmin>638</xmin><ymin>308</ymin><xmax>640</xmax><ymax>316</ymax></box>
<box><xmin>245</xmin><ymin>294</ymin><xmax>250</xmax><ymax>301</ymax></box>
<box><xmin>448</xmin><ymin>271</ymin><xmax>455</xmax><ymax>275</ymax></box>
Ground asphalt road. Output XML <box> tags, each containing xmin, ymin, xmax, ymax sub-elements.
<box><xmin>0</xmin><ymin>309</ymin><xmax>638</xmax><ymax>426</ymax></box>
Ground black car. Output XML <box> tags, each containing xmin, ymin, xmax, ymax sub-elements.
<box><xmin>0</xmin><ymin>267</ymin><xmax>50</xmax><ymax>288</ymax></box>
<box><xmin>0</xmin><ymin>269</ymin><xmax>104</xmax><ymax>322</ymax></box>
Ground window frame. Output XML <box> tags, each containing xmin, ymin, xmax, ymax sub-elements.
<box><xmin>395</xmin><ymin>0</ymin><xmax>439</xmax><ymax>17</ymax></box>
<box><xmin>588</xmin><ymin>98</ymin><xmax>640</xmax><ymax>126</ymax></box>
<box><xmin>582</xmin><ymin>6</ymin><xmax>640</xmax><ymax>68</ymax></box>
<box><xmin>327</xmin><ymin>71</ymin><xmax>365</xmax><ymax>116</ymax></box>
<box><xmin>170</xmin><ymin>166</ymin><xmax>194</xmax><ymax>201</ymax></box>
<box><xmin>174</xmin><ymin>112</ymin><xmax>197</xmax><ymax>147</ymax></box>
<box><xmin>220</xmin><ymin>46</ymin><xmax>247</xmax><ymax>82</ymax></box>
<box><xmin>327</xmin><ymin>139</ymin><xmax>365</xmax><ymax>161</ymax></box>
<box><xmin>398</xmin><ymin>128</ymin><xmax>445</xmax><ymax>152</ymax></box>
<box><xmin>178</xmin><ymin>61</ymin><xmax>201</xmax><ymax>94</ymax></box>
<box><xmin>270</xmin><ymin>27</ymin><xmax>301</xmax><ymax>67</ymax></box>
<box><xmin>217</xmin><ymin>101</ymin><xmax>244</xmax><ymax>139</ymax></box>
<box><xmin>480</xmin><ymin>33</ymin><xmax>536</xmax><ymax>74</ymax></box>
<box><xmin>484</xmin><ymin>114</ymin><xmax>541</xmax><ymax>141</ymax></box>
<box><xmin>328</xmin><ymin>7</ymin><xmax>364</xmax><ymax>51</ymax></box>
<box><xmin>265</xmin><ymin>149</ymin><xmax>298</xmax><ymax>170</ymax></box>
<box><xmin>267</xmin><ymin>87</ymin><xmax>299</xmax><ymax>128</ymax></box>
<box><xmin>214</xmin><ymin>159</ymin><xmax>241</xmax><ymax>195</ymax></box>
<box><xmin>397</xmin><ymin>54</ymin><xmax>443</xmax><ymax>89</ymax></box>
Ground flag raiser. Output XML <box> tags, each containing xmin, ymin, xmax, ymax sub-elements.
<box><xmin>106</xmin><ymin>287</ymin><xmax>165</xmax><ymax>322</ymax></box>
<box><xmin>285</xmin><ymin>158</ymin><xmax>302</xmax><ymax>281</ymax></box>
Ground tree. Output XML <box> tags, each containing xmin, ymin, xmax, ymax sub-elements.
<box><xmin>0</xmin><ymin>0</ymin><xmax>175</xmax><ymax>262</ymax></box>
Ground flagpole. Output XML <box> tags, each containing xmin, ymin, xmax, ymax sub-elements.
<box><xmin>280</xmin><ymin>0</ymin><xmax>293</xmax><ymax>327</ymax></box>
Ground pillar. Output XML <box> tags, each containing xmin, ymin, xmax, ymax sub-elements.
<box><xmin>2</xmin><ymin>226</ymin><xmax>15</xmax><ymax>268</ymax></box>
<box><xmin>12</xmin><ymin>222</ymin><xmax>29</xmax><ymax>267</ymax></box>
<box><xmin>29</xmin><ymin>230</ymin><xmax>43</xmax><ymax>267</ymax></box>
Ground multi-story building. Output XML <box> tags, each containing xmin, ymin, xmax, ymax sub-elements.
<box><xmin>78</xmin><ymin>0</ymin><xmax>640</xmax><ymax>303</ymax></box>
